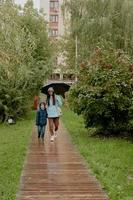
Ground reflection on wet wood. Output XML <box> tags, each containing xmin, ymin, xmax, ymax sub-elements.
<box><xmin>17</xmin><ymin>122</ymin><xmax>108</xmax><ymax>200</ymax></box>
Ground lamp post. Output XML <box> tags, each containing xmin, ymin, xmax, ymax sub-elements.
<box><xmin>75</xmin><ymin>35</ymin><xmax>78</xmax><ymax>82</ymax></box>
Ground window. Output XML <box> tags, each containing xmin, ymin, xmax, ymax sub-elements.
<box><xmin>50</xmin><ymin>1</ymin><xmax>59</xmax><ymax>9</ymax></box>
<box><xmin>49</xmin><ymin>29</ymin><xmax>58</xmax><ymax>37</ymax></box>
<box><xmin>50</xmin><ymin>15</ymin><xmax>58</xmax><ymax>22</ymax></box>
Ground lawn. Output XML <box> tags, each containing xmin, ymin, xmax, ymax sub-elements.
<box><xmin>0</xmin><ymin>112</ymin><xmax>35</xmax><ymax>200</ymax></box>
<box><xmin>62</xmin><ymin>106</ymin><xmax>133</xmax><ymax>200</ymax></box>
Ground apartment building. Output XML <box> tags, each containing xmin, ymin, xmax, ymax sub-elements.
<box><xmin>40</xmin><ymin>0</ymin><xmax>73</xmax><ymax>82</ymax></box>
<box><xmin>40</xmin><ymin>0</ymin><xmax>65</xmax><ymax>38</ymax></box>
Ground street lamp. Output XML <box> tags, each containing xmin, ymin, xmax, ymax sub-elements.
<box><xmin>75</xmin><ymin>35</ymin><xmax>78</xmax><ymax>82</ymax></box>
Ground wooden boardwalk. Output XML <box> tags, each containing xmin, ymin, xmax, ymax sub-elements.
<box><xmin>16</xmin><ymin>122</ymin><xmax>108</xmax><ymax>200</ymax></box>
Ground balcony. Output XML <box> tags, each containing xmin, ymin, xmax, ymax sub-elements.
<box><xmin>50</xmin><ymin>1</ymin><xmax>59</xmax><ymax>12</ymax></box>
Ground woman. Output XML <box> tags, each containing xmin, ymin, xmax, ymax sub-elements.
<box><xmin>46</xmin><ymin>87</ymin><xmax>62</xmax><ymax>142</ymax></box>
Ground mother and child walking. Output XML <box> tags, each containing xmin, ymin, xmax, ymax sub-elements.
<box><xmin>36</xmin><ymin>87</ymin><xmax>62</xmax><ymax>142</ymax></box>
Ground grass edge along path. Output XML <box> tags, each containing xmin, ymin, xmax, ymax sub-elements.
<box><xmin>0</xmin><ymin>111</ymin><xmax>35</xmax><ymax>200</ymax></box>
<box><xmin>62</xmin><ymin>106</ymin><xmax>133</xmax><ymax>200</ymax></box>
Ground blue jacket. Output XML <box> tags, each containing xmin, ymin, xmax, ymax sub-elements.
<box><xmin>36</xmin><ymin>108</ymin><xmax>47</xmax><ymax>126</ymax></box>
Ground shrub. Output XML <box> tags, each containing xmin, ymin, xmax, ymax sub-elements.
<box><xmin>69</xmin><ymin>48</ymin><xmax>133</xmax><ymax>136</ymax></box>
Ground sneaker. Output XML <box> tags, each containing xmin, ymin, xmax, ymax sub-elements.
<box><xmin>54</xmin><ymin>131</ymin><xmax>58</xmax><ymax>138</ymax></box>
<box><xmin>50</xmin><ymin>135</ymin><xmax>54</xmax><ymax>142</ymax></box>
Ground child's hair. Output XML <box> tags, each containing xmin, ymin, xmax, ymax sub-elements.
<box><xmin>39</xmin><ymin>102</ymin><xmax>46</xmax><ymax>108</ymax></box>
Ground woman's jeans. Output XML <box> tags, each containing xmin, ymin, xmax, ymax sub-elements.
<box><xmin>38</xmin><ymin>125</ymin><xmax>46</xmax><ymax>139</ymax></box>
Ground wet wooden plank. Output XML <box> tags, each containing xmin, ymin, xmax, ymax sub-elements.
<box><xmin>16</xmin><ymin>122</ymin><xmax>108</xmax><ymax>200</ymax></box>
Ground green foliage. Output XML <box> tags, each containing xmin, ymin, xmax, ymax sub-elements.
<box><xmin>63</xmin><ymin>0</ymin><xmax>133</xmax><ymax>68</ymax></box>
<box><xmin>63</xmin><ymin>0</ymin><xmax>133</xmax><ymax>135</ymax></box>
<box><xmin>0</xmin><ymin>0</ymin><xmax>53</xmax><ymax>120</ymax></box>
<box><xmin>69</xmin><ymin>48</ymin><xmax>133</xmax><ymax>135</ymax></box>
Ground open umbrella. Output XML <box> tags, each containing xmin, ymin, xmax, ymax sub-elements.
<box><xmin>41</xmin><ymin>82</ymin><xmax>70</xmax><ymax>98</ymax></box>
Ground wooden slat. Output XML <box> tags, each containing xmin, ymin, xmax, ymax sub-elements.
<box><xmin>16</xmin><ymin>122</ymin><xmax>108</xmax><ymax>200</ymax></box>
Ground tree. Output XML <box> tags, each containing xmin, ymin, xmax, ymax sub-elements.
<box><xmin>63</xmin><ymin>0</ymin><xmax>133</xmax><ymax>68</ymax></box>
<box><xmin>20</xmin><ymin>0</ymin><xmax>53</xmax><ymax>94</ymax></box>
<box><xmin>62</xmin><ymin>0</ymin><xmax>133</xmax><ymax>135</ymax></box>
<box><xmin>0</xmin><ymin>0</ymin><xmax>53</xmax><ymax>121</ymax></box>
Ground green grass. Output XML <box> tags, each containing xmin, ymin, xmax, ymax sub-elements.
<box><xmin>0</xmin><ymin>112</ymin><xmax>35</xmax><ymax>200</ymax></box>
<box><xmin>62</xmin><ymin>107</ymin><xmax>133</xmax><ymax>200</ymax></box>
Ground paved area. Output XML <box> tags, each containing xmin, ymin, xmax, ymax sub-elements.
<box><xmin>16</xmin><ymin>122</ymin><xmax>108</xmax><ymax>200</ymax></box>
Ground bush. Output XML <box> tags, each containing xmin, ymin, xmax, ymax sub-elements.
<box><xmin>69</xmin><ymin>47</ymin><xmax>133</xmax><ymax>136</ymax></box>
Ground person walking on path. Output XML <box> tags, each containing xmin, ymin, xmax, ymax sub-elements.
<box><xmin>36</xmin><ymin>102</ymin><xmax>48</xmax><ymax>142</ymax></box>
<box><xmin>46</xmin><ymin>87</ymin><xmax>62</xmax><ymax>142</ymax></box>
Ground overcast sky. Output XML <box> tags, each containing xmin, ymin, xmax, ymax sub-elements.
<box><xmin>15</xmin><ymin>0</ymin><xmax>40</xmax><ymax>9</ymax></box>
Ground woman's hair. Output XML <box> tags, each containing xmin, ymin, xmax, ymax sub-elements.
<box><xmin>47</xmin><ymin>92</ymin><xmax>56</xmax><ymax>106</ymax></box>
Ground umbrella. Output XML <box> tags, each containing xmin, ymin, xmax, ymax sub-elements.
<box><xmin>41</xmin><ymin>82</ymin><xmax>70</xmax><ymax>98</ymax></box>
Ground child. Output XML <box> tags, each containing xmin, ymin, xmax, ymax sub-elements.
<box><xmin>36</xmin><ymin>102</ymin><xmax>47</xmax><ymax>141</ymax></box>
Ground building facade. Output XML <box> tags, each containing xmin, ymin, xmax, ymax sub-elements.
<box><xmin>40</xmin><ymin>0</ymin><xmax>73</xmax><ymax>82</ymax></box>
<box><xmin>40</xmin><ymin>0</ymin><xmax>65</xmax><ymax>38</ymax></box>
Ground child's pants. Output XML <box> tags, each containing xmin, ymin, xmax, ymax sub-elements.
<box><xmin>38</xmin><ymin>126</ymin><xmax>46</xmax><ymax>139</ymax></box>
